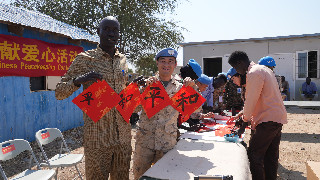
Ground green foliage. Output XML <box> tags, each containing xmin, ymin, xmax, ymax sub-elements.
<box><xmin>11</xmin><ymin>0</ymin><xmax>185</xmax><ymax>73</ymax></box>
<box><xmin>135</xmin><ymin>54</ymin><xmax>157</xmax><ymax>76</ymax></box>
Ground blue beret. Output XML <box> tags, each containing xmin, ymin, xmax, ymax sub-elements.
<box><xmin>226</xmin><ymin>68</ymin><xmax>237</xmax><ymax>80</ymax></box>
<box><xmin>188</xmin><ymin>59</ymin><xmax>202</xmax><ymax>77</ymax></box>
<box><xmin>197</xmin><ymin>74</ymin><xmax>211</xmax><ymax>85</ymax></box>
<box><xmin>258</xmin><ymin>56</ymin><xmax>276</xmax><ymax>67</ymax></box>
<box><xmin>155</xmin><ymin>48</ymin><xmax>178</xmax><ymax>60</ymax></box>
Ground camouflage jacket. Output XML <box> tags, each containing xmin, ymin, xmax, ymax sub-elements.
<box><xmin>55</xmin><ymin>45</ymin><xmax>131</xmax><ymax>148</ymax></box>
<box><xmin>223</xmin><ymin>81</ymin><xmax>244</xmax><ymax>110</ymax></box>
<box><xmin>135</xmin><ymin>74</ymin><xmax>183</xmax><ymax>152</ymax></box>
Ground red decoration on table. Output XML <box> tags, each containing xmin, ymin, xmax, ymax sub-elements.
<box><xmin>140</xmin><ymin>81</ymin><xmax>171</xmax><ymax>119</ymax></box>
<box><xmin>116</xmin><ymin>83</ymin><xmax>141</xmax><ymax>123</ymax></box>
<box><xmin>72</xmin><ymin>80</ymin><xmax>121</xmax><ymax>123</ymax></box>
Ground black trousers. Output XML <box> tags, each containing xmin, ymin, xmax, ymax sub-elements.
<box><xmin>248</xmin><ymin>121</ymin><xmax>283</xmax><ymax>180</ymax></box>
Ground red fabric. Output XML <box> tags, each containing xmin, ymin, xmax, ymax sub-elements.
<box><xmin>171</xmin><ymin>86</ymin><xmax>206</xmax><ymax>123</ymax></box>
<box><xmin>215</xmin><ymin>125</ymin><xmax>234</xmax><ymax>137</ymax></box>
<box><xmin>0</xmin><ymin>34</ymin><xmax>83</xmax><ymax>77</ymax></box>
<box><xmin>72</xmin><ymin>80</ymin><xmax>121</xmax><ymax>123</ymax></box>
<box><xmin>140</xmin><ymin>81</ymin><xmax>171</xmax><ymax>119</ymax></box>
<box><xmin>116</xmin><ymin>83</ymin><xmax>141</xmax><ymax>123</ymax></box>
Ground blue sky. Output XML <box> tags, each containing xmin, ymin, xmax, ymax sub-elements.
<box><xmin>173</xmin><ymin>0</ymin><xmax>320</xmax><ymax>65</ymax></box>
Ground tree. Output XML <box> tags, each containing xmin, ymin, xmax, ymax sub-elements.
<box><xmin>135</xmin><ymin>54</ymin><xmax>157</xmax><ymax>76</ymax></box>
<box><xmin>11</xmin><ymin>0</ymin><xmax>185</xmax><ymax>72</ymax></box>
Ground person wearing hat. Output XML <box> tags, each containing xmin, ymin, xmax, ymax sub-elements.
<box><xmin>224</xmin><ymin>67</ymin><xmax>244</xmax><ymax>115</ymax></box>
<box><xmin>179</xmin><ymin>59</ymin><xmax>202</xmax><ymax>80</ymax></box>
<box><xmin>258</xmin><ymin>56</ymin><xmax>282</xmax><ymax>94</ymax></box>
<box><xmin>211</xmin><ymin>73</ymin><xmax>228</xmax><ymax>113</ymax></box>
<box><xmin>189</xmin><ymin>74</ymin><xmax>215</xmax><ymax>120</ymax></box>
<box><xmin>132</xmin><ymin>48</ymin><xmax>193</xmax><ymax>180</ymax></box>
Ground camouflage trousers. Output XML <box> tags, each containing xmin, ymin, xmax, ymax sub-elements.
<box><xmin>132</xmin><ymin>144</ymin><xmax>165</xmax><ymax>180</ymax></box>
<box><xmin>84</xmin><ymin>143</ymin><xmax>131</xmax><ymax>180</ymax></box>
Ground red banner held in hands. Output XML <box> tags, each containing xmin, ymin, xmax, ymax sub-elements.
<box><xmin>116</xmin><ymin>83</ymin><xmax>141</xmax><ymax>123</ymax></box>
<box><xmin>72</xmin><ymin>80</ymin><xmax>121</xmax><ymax>123</ymax></box>
<box><xmin>140</xmin><ymin>81</ymin><xmax>171</xmax><ymax>119</ymax></box>
<box><xmin>171</xmin><ymin>86</ymin><xmax>206</xmax><ymax>123</ymax></box>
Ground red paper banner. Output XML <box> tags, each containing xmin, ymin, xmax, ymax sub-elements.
<box><xmin>171</xmin><ymin>86</ymin><xmax>206</xmax><ymax>123</ymax></box>
<box><xmin>0</xmin><ymin>34</ymin><xmax>83</xmax><ymax>77</ymax></box>
<box><xmin>72</xmin><ymin>80</ymin><xmax>121</xmax><ymax>123</ymax></box>
<box><xmin>116</xmin><ymin>83</ymin><xmax>141</xmax><ymax>123</ymax></box>
<box><xmin>140</xmin><ymin>81</ymin><xmax>171</xmax><ymax>119</ymax></box>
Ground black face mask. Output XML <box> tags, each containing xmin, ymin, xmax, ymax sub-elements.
<box><xmin>180</xmin><ymin>64</ymin><xmax>199</xmax><ymax>80</ymax></box>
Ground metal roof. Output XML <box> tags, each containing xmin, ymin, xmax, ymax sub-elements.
<box><xmin>0</xmin><ymin>2</ymin><xmax>99</xmax><ymax>43</ymax></box>
<box><xmin>179</xmin><ymin>33</ymin><xmax>320</xmax><ymax>47</ymax></box>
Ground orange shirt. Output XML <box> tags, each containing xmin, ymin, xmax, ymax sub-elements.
<box><xmin>243</xmin><ymin>62</ymin><xmax>287</xmax><ymax>129</ymax></box>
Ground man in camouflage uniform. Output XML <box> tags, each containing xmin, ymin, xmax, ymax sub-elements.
<box><xmin>55</xmin><ymin>17</ymin><xmax>131</xmax><ymax>180</ymax></box>
<box><xmin>212</xmin><ymin>73</ymin><xmax>228</xmax><ymax>112</ymax></box>
<box><xmin>224</xmin><ymin>67</ymin><xmax>244</xmax><ymax>112</ymax></box>
<box><xmin>133</xmin><ymin>48</ymin><xmax>194</xmax><ymax>180</ymax></box>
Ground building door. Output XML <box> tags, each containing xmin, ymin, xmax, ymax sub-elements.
<box><xmin>203</xmin><ymin>57</ymin><xmax>222</xmax><ymax>77</ymax></box>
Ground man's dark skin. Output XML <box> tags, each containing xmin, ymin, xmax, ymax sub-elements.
<box><xmin>73</xmin><ymin>17</ymin><xmax>120</xmax><ymax>86</ymax></box>
<box><xmin>303</xmin><ymin>77</ymin><xmax>316</xmax><ymax>94</ymax></box>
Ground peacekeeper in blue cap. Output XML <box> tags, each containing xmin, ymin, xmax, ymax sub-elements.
<box><xmin>132</xmin><ymin>48</ymin><xmax>194</xmax><ymax>180</ymax></box>
<box><xmin>258</xmin><ymin>56</ymin><xmax>283</xmax><ymax>95</ymax></box>
<box><xmin>224</xmin><ymin>67</ymin><xmax>244</xmax><ymax>115</ymax></box>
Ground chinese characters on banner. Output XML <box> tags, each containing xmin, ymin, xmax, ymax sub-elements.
<box><xmin>72</xmin><ymin>80</ymin><xmax>121</xmax><ymax>123</ymax></box>
<box><xmin>0</xmin><ymin>34</ymin><xmax>83</xmax><ymax>77</ymax></box>
<box><xmin>171</xmin><ymin>86</ymin><xmax>206</xmax><ymax>124</ymax></box>
<box><xmin>140</xmin><ymin>81</ymin><xmax>171</xmax><ymax>119</ymax></box>
<box><xmin>116</xmin><ymin>83</ymin><xmax>141</xmax><ymax>123</ymax></box>
<box><xmin>72</xmin><ymin>81</ymin><xmax>205</xmax><ymax>123</ymax></box>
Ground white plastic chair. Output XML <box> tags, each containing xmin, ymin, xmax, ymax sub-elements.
<box><xmin>0</xmin><ymin>139</ymin><xmax>55</xmax><ymax>180</ymax></box>
<box><xmin>35</xmin><ymin>128</ymin><xmax>83</xmax><ymax>180</ymax></box>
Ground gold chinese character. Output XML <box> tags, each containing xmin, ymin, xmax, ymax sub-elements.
<box><xmin>22</xmin><ymin>44</ymin><xmax>39</xmax><ymax>62</ymax></box>
<box><xmin>41</xmin><ymin>47</ymin><xmax>56</xmax><ymax>63</ymax></box>
<box><xmin>0</xmin><ymin>41</ymin><xmax>21</xmax><ymax>60</ymax></box>
<box><xmin>69</xmin><ymin>51</ymin><xmax>78</xmax><ymax>62</ymax></box>
<box><xmin>57</xmin><ymin>49</ymin><xmax>68</xmax><ymax>64</ymax></box>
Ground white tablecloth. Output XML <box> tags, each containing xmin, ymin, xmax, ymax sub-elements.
<box><xmin>143</xmin><ymin>139</ymin><xmax>252</xmax><ymax>180</ymax></box>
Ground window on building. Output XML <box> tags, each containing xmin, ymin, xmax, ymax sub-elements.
<box><xmin>30</xmin><ymin>76</ymin><xmax>46</xmax><ymax>91</ymax></box>
<box><xmin>296</xmin><ymin>50</ymin><xmax>318</xmax><ymax>79</ymax></box>
<box><xmin>30</xmin><ymin>76</ymin><xmax>62</xmax><ymax>91</ymax></box>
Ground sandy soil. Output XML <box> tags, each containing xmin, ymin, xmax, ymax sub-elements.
<box><xmin>4</xmin><ymin>106</ymin><xmax>320</xmax><ymax>180</ymax></box>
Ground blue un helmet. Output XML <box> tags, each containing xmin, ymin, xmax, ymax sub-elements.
<box><xmin>258</xmin><ymin>56</ymin><xmax>276</xmax><ymax>67</ymax></box>
<box><xmin>226</xmin><ymin>67</ymin><xmax>237</xmax><ymax>80</ymax></box>
<box><xmin>155</xmin><ymin>48</ymin><xmax>178</xmax><ymax>60</ymax></box>
<box><xmin>197</xmin><ymin>74</ymin><xmax>211</xmax><ymax>85</ymax></box>
<box><xmin>188</xmin><ymin>59</ymin><xmax>202</xmax><ymax>77</ymax></box>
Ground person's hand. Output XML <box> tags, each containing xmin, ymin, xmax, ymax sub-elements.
<box><xmin>73</xmin><ymin>71</ymin><xmax>103</xmax><ymax>87</ymax></box>
<box><xmin>235</xmin><ymin>118</ymin><xmax>244</xmax><ymax>127</ymax></box>
<box><xmin>183</xmin><ymin>77</ymin><xmax>195</xmax><ymax>87</ymax></box>
<box><xmin>145</xmin><ymin>77</ymin><xmax>157</xmax><ymax>86</ymax></box>
<box><xmin>236</xmin><ymin>121</ymin><xmax>248</xmax><ymax>136</ymax></box>
<box><xmin>132</xmin><ymin>75</ymin><xmax>146</xmax><ymax>87</ymax></box>
<box><xmin>202</xmin><ymin>112</ymin><xmax>215</xmax><ymax>119</ymax></box>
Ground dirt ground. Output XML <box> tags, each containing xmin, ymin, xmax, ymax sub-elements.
<box><xmin>4</xmin><ymin>106</ymin><xmax>320</xmax><ymax>180</ymax></box>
